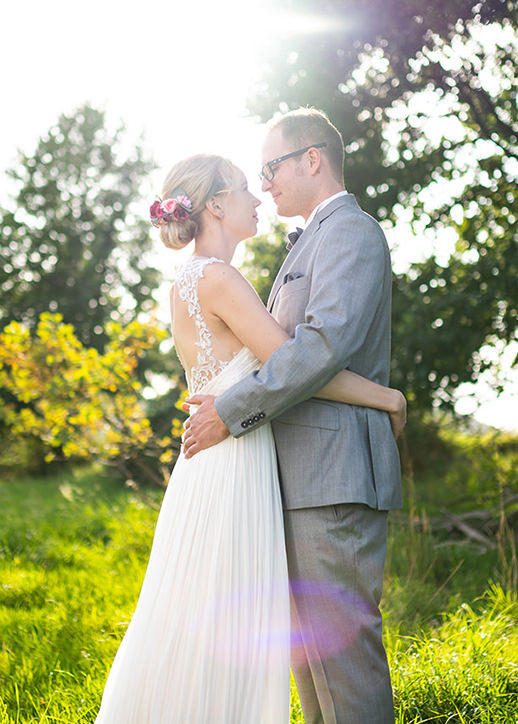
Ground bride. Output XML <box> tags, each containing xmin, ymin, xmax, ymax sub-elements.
<box><xmin>94</xmin><ymin>154</ymin><xmax>406</xmax><ymax>723</ymax></box>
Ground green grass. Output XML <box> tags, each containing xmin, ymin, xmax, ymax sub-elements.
<box><xmin>0</xmin><ymin>467</ymin><xmax>160</xmax><ymax>723</ymax></box>
<box><xmin>0</xmin><ymin>441</ymin><xmax>517</xmax><ymax>723</ymax></box>
<box><xmin>389</xmin><ymin>586</ymin><xmax>518</xmax><ymax>723</ymax></box>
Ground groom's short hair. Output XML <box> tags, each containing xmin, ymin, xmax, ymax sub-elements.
<box><xmin>268</xmin><ymin>108</ymin><xmax>345</xmax><ymax>183</ymax></box>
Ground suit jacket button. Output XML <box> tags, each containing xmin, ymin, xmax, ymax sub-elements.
<box><xmin>241</xmin><ymin>421</ymin><xmax>248</xmax><ymax>429</ymax></box>
<box><xmin>259</xmin><ymin>412</ymin><xmax>265</xmax><ymax>419</ymax></box>
<box><xmin>247</xmin><ymin>418</ymin><xmax>254</xmax><ymax>425</ymax></box>
<box><xmin>253</xmin><ymin>414</ymin><xmax>260</xmax><ymax>422</ymax></box>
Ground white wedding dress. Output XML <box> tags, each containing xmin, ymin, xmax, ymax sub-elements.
<box><xmin>95</xmin><ymin>257</ymin><xmax>290</xmax><ymax>724</ymax></box>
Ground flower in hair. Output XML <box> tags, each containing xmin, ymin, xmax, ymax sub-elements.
<box><xmin>150</xmin><ymin>191</ymin><xmax>193</xmax><ymax>227</ymax></box>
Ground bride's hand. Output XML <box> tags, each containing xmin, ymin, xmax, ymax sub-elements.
<box><xmin>388</xmin><ymin>390</ymin><xmax>407</xmax><ymax>440</ymax></box>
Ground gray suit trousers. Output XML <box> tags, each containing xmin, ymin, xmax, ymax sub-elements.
<box><xmin>284</xmin><ymin>503</ymin><xmax>395</xmax><ymax>724</ymax></box>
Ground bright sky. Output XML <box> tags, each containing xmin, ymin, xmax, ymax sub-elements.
<box><xmin>1</xmin><ymin>0</ymin><xmax>516</xmax><ymax>431</ymax></box>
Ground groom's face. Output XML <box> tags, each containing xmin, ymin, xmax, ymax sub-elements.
<box><xmin>261</xmin><ymin>128</ymin><xmax>309</xmax><ymax>218</ymax></box>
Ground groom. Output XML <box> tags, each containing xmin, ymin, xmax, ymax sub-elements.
<box><xmin>183</xmin><ymin>108</ymin><xmax>402</xmax><ymax>723</ymax></box>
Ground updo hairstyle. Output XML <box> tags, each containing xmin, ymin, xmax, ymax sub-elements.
<box><xmin>159</xmin><ymin>154</ymin><xmax>236</xmax><ymax>250</ymax></box>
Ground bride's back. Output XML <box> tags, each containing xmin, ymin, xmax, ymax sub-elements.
<box><xmin>171</xmin><ymin>257</ymin><xmax>243</xmax><ymax>392</ymax></box>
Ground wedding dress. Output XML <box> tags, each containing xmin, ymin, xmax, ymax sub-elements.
<box><xmin>95</xmin><ymin>256</ymin><xmax>290</xmax><ymax>724</ymax></box>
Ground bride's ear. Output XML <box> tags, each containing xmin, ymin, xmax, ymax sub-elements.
<box><xmin>206</xmin><ymin>196</ymin><xmax>225</xmax><ymax>218</ymax></box>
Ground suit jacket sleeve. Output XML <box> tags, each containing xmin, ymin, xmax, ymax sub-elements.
<box><xmin>215</xmin><ymin>210</ymin><xmax>391</xmax><ymax>437</ymax></box>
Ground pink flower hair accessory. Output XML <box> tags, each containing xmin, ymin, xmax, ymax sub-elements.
<box><xmin>150</xmin><ymin>190</ymin><xmax>193</xmax><ymax>227</ymax></box>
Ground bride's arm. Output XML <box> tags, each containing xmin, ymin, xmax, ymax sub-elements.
<box><xmin>314</xmin><ymin>369</ymin><xmax>406</xmax><ymax>438</ymax></box>
<box><xmin>199</xmin><ymin>263</ymin><xmax>406</xmax><ymax>438</ymax></box>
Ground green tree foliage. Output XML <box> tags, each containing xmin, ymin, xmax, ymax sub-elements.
<box><xmin>248</xmin><ymin>0</ymin><xmax>517</xmax><ymax>410</ymax></box>
<box><xmin>242</xmin><ymin>222</ymin><xmax>288</xmax><ymax>305</ymax></box>
<box><xmin>0</xmin><ymin>313</ymin><xmax>184</xmax><ymax>485</ymax></box>
<box><xmin>0</xmin><ymin>105</ymin><xmax>159</xmax><ymax>349</ymax></box>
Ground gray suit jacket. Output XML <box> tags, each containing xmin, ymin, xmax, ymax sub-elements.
<box><xmin>215</xmin><ymin>194</ymin><xmax>402</xmax><ymax>511</ymax></box>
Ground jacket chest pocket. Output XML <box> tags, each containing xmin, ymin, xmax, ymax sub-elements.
<box><xmin>272</xmin><ymin>277</ymin><xmax>309</xmax><ymax>335</ymax></box>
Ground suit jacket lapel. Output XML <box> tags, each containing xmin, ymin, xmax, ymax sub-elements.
<box><xmin>267</xmin><ymin>222</ymin><xmax>313</xmax><ymax>312</ymax></box>
<box><xmin>267</xmin><ymin>269</ymin><xmax>286</xmax><ymax>313</ymax></box>
<box><xmin>267</xmin><ymin>194</ymin><xmax>359</xmax><ymax>312</ymax></box>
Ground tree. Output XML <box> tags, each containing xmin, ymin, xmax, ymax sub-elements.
<box><xmin>0</xmin><ymin>313</ymin><xmax>184</xmax><ymax>486</ymax></box>
<box><xmin>247</xmin><ymin>0</ymin><xmax>517</xmax><ymax>410</ymax></box>
<box><xmin>0</xmin><ymin>105</ymin><xmax>159</xmax><ymax>349</ymax></box>
<box><xmin>241</xmin><ymin>222</ymin><xmax>289</xmax><ymax>305</ymax></box>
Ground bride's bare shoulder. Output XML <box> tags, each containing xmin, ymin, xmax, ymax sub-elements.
<box><xmin>199</xmin><ymin>261</ymin><xmax>253</xmax><ymax>293</ymax></box>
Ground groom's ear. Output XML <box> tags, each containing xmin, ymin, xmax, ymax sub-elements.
<box><xmin>307</xmin><ymin>147</ymin><xmax>323</xmax><ymax>176</ymax></box>
<box><xmin>206</xmin><ymin>196</ymin><xmax>225</xmax><ymax>218</ymax></box>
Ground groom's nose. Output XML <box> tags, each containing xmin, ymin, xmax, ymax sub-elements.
<box><xmin>261</xmin><ymin>176</ymin><xmax>272</xmax><ymax>193</ymax></box>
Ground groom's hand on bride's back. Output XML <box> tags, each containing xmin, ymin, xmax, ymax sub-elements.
<box><xmin>181</xmin><ymin>394</ymin><xmax>230</xmax><ymax>458</ymax></box>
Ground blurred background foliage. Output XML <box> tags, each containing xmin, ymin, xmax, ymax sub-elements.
<box><xmin>0</xmin><ymin>106</ymin><xmax>159</xmax><ymax>348</ymax></box>
<box><xmin>0</xmin><ymin>106</ymin><xmax>186</xmax><ymax>483</ymax></box>
<box><xmin>0</xmin><ymin>313</ymin><xmax>183</xmax><ymax>487</ymax></box>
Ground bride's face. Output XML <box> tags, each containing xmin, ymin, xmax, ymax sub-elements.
<box><xmin>218</xmin><ymin>169</ymin><xmax>261</xmax><ymax>242</ymax></box>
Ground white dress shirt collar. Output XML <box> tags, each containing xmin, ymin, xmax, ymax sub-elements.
<box><xmin>304</xmin><ymin>190</ymin><xmax>348</xmax><ymax>229</ymax></box>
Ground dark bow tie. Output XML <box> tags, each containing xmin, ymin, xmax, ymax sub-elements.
<box><xmin>286</xmin><ymin>226</ymin><xmax>303</xmax><ymax>250</ymax></box>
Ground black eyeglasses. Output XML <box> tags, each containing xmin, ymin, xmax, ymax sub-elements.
<box><xmin>259</xmin><ymin>143</ymin><xmax>327</xmax><ymax>182</ymax></box>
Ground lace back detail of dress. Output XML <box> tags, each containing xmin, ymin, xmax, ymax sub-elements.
<box><xmin>176</xmin><ymin>256</ymin><xmax>228</xmax><ymax>393</ymax></box>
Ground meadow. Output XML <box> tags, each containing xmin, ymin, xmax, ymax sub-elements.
<box><xmin>0</xmin><ymin>425</ymin><xmax>517</xmax><ymax>723</ymax></box>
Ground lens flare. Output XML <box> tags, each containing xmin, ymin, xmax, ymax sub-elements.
<box><xmin>289</xmin><ymin>578</ymin><xmax>375</xmax><ymax>662</ymax></box>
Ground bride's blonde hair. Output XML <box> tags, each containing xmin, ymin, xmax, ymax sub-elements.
<box><xmin>159</xmin><ymin>154</ymin><xmax>236</xmax><ymax>250</ymax></box>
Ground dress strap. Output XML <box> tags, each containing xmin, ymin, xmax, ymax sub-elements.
<box><xmin>175</xmin><ymin>256</ymin><xmax>226</xmax><ymax>392</ymax></box>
